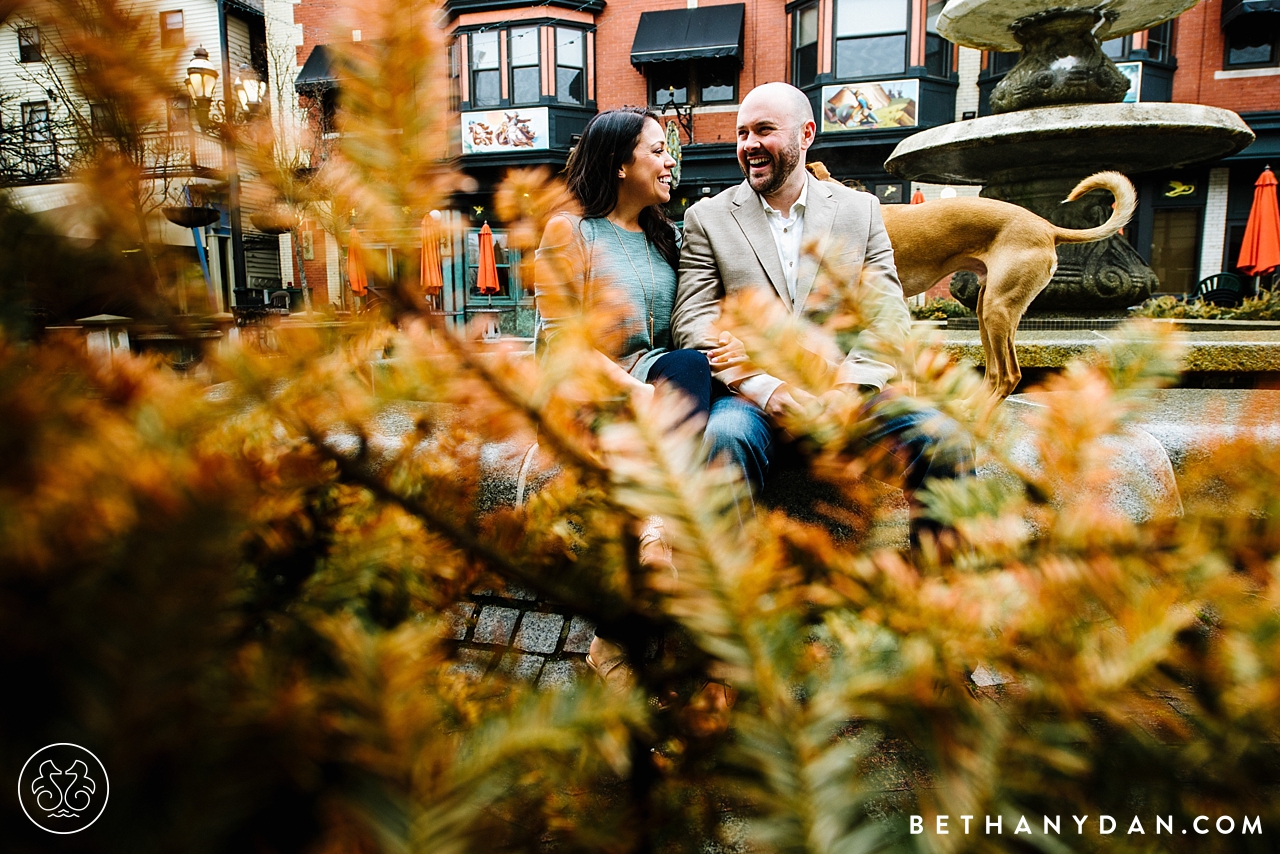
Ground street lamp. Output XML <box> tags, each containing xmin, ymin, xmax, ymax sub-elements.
<box><xmin>185</xmin><ymin>48</ymin><xmax>266</xmax><ymax>126</ymax></box>
<box><xmin>181</xmin><ymin>45</ymin><xmax>252</xmax><ymax>314</ymax></box>
<box><xmin>659</xmin><ymin>87</ymin><xmax>694</xmax><ymax>144</ymax></box>
<box><xmin>232</xmin><ymin>64</ymin><xmax>267</xmax><ymax>117</ymax></box>
<box><xmin>185</xmin><ymin>46</ymin><xmax>220</xmax><ymax>127</ymax></box>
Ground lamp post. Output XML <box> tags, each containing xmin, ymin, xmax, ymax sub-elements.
<box><xmin>660</xmin><ymin>87</ymin><xmax>694</xmax><ymax>144</ymax></box>
<box><xmin>184</xmin><ymin>39</ymin><xmax>253</xmax><ymax>311</ymax></box>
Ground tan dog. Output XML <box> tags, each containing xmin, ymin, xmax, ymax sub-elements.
<box><xmin>807</xmin><ymin>162</ymin><xmax>1136</xmax><ymax>397</ymax></box>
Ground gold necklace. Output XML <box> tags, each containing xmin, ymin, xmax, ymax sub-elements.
<box><xmin>606</xmin><ymin>219</ymin><xmax>656</xmax><ymax>346</ymax></box>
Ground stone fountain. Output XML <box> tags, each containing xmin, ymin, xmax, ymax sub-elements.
<box><xmin>886</xmin><ymin>0</ymin><xmax>1256</xmax><ymax>312</ymax></box>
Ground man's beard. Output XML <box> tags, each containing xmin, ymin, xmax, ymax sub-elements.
<box><xmin>741</xmin><ymin>134</ymin><xmax>802</xmax><ymax>196</ymax></box>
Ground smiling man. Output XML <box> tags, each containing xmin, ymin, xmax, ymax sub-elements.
<box><xmin>671</xmin><ymin>82</ymin><xmax>971</xmax><ymax>543</ymax></box>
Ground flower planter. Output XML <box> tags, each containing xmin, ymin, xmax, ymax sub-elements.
<box><xmin>250</xmin><ymin>206</ymin><xmax>300</xmax><ymax>234</ymax></box>
<box><xmin>162</xmin><ymin>205</ymin><xmax>220</xmax><ymax>228</ymax></box>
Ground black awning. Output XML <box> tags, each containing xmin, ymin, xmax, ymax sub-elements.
<box><xmin>630</xmin><ymin>3</ymin><xmax>745</xmax><ymax>65</ymax></box>
<box><xmin>1223</xmin><ymin>0</ymin><xmax>1280</xmax><ymax>29</ymax></box>
<box><xmin>294</xmin><ymin>45</ymin><xmax>337</xmax><ymax>92</ymax></box>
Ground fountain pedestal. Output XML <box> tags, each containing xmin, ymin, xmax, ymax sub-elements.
<box><xmin>950</xmin><ymin>176</ymin><xmax>1158</xmax><ymax>311</ymax></box>
<box><xmin>886</xmin><ymin>0</ymin><xmax>1254</xmax><ymax>314</ymax></box>
<box><xmin>990</xmin><ymin>10</ymin><xmax>1130</xmax><ymax>113</ymax></box>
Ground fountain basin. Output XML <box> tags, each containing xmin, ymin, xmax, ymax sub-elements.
<box><xmin>885</xmin><ymin>102</ymin><xmax>1255</xmax><ymax>186</ymax></box>
<box><xmin>937</xmin><ymin>0</ymin><xmax>1200</xmax><ymax>52</ymax></box>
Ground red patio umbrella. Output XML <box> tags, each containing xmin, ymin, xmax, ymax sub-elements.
<box><xmin>475</xmin><ymin>222</ymin><xmax>501</xmax><ymax>298</ymax></box>
<box><xmin>421</xmin><ymin>214</ymin><xmax>444</xmax><ymax>299</ymax></box>
<box><xmin>1238</xmin><ymin>166</ymin><xmax>1280</xmax><ymax>278</ymax></box>
<box><xmin>910</xmin><ymin>188</ymin><xmax>926</xmax><ymax>204</ymax></box>
<box><xmin>347</xmin><ymin>227</ymin><xmax>368</xmax><ymax>297</ymax></box>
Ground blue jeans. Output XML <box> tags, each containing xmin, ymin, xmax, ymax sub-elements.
<box><xmin>702</xmin><ymin>386</ymin><xmax>973</xmax><ymax>542</ymax></box>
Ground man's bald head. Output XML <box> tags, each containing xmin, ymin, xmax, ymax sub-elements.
<box><xmin>736</xmin><ymin>82</ymin><xmax>817</xmax><ymax>205</ymax></box>
<box><xmin>739</xmin><ymin>82</ymin><xmax>814</xmax><ymax>128</ymax></box>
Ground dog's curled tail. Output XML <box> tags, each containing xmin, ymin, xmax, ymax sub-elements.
<box><xmin>1052</xmin><ymin>171</ymin><xmax>1137</xmax><ymax>245</ymax></box>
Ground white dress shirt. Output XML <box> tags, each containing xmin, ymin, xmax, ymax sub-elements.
<box><xmin>737</xmin><ymin>181</ymin><xmax>809</xmax><ymax>408</ymax></box>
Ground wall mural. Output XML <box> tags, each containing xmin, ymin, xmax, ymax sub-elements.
<box><xmin>820</xmin><ymin>81</ymin><xmax>919</xmax><ymax>132</ymax></box>
<box><xmin>461</xmin><ymin>108</ymin><xmax>550</xmax><ymax>154</ymax></box>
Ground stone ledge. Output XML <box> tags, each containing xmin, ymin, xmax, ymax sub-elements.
<box><xmin>938</xmin><ymin>327</ymin><xmax>1280</xmax><ymax>373</ymax></box>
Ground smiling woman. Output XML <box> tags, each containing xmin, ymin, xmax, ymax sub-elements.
<box><xmin>534</xmin><ymin>108</ymin><xmax>703</xmax><ymax>400</ymax></box>
<box><xmin>533</xmin><ymin>107</ymin><xmax>717</xmax><ymax>691</ymax></box>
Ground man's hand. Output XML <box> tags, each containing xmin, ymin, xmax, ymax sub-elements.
<box><xmin>707</xmin><ymin>331</ymin><xmax>748</xmax><ymax>371</ymax></box>
<box><xmin>764</xmin><ymin>383</ymin><xmax>817</xmax><ymax>420</ymax></box>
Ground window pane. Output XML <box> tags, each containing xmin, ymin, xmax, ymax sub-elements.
<box><xmin>557</xmin><ymin>67</ymin><xmax>584</xmax><ymax>104</ymax></box>
<box><xmin>467</xmin><ymin>231</ymin><xmax>512</xmax><ymax>298</ymax></box>
<box><xmin>473</xmin><ymin>69</ymin><xmax>500</xmax><ymax>106</ymax></box>
<box><xmin>160</xmin><ymin>11</ymin><xmax>184</xmax><ymax>48</ymax></box>
<box><xmin>989</xmin><ymin>51</ymin><xmax>1019</xmax><ymax>75</ymax></box>
<box><xmin>798</xmin><ymin>6</ymin><xmax>819</xmax><ymax>46</ymax></box>
<box><xmin>512</xmin><ymin>66</ymin><xmax>540</xmax><ymax>104</ymax></box>
<box><xmin>1146</xmin><ymin>22</ymin><xmax>1171</xmax><ymax>63</ymax></box>
<box><xmin>18</xmin><ymin>26</ymin><xmax>40</xmax><ymax>62</ymax></box>
<box><xmin>472</xmin><ymin>31</ymin><xmax>499</xmax><ymax>70</ymax></box>
<box><xmin>557</xmin><ymin>28</ymin><xmax>584</xmax><ymax>68</ymax></box>
<box><xmin>1228</xmin><ymin>26</ymin><xmax>1277</xmax><ymax>65</ymax></box>
<box><xmin>23</xmin><ymin>103</ymin><xmax>50</xmax><ymax>142</ymax></box>
<box><xmin>926</xmin><ymin>0</ymin><xmax>944</xmax><ymax>33</ymax></box>
<box><xmin>1102</xmin><ymin>37</ymin><xmax>1125</xmax><ymax>59</ymax></box>
<box><xmin>649</xmin><ymin>61</ymin><xmax>689</xmax><ymax>104</ymax></box>
<box><xmin>835</xmin><ymin>34</ymin><xmax>906</xmax><ymax>78</ymax></box>
<box><xmin>835</xmin><ymin>0</ymin><xmax>907</xmax><ymax>37</ymax></box>
<box><xmin>925</xmin><ymin>33</ymin><xmax>949</xmax><ymax>76</ymax></box>
<box><xmin>1151</xmin><ymin>209</ymin><xmax>1199</xmax><ymax>294</ymax></box>
<box><xmin>795</xmin><ymin>42</ymin><xmax>818</xmax><ymax>87</ymax></box>
<box><xmin>700</xmin><ymin>58</ymin><xmax>737</xmax><ymax>103</ymax></box>
<box><xmin>511</xmin><ymin>26</ymin><xmax>538</xmax><ymax>67</ymax></box>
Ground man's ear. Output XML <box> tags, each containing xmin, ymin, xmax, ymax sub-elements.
<box><xmin>799</xmin><ymin>120</ymin><xmax>817</xmax><ymax>151</ymax></box>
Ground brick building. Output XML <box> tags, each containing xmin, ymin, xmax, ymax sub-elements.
<box><xmin>283</xmin><ymin>0</ymin><xmax>1280</xmax><ymax>321</ymax></box>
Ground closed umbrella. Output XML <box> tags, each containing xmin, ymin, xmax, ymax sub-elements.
<box><xmin>910</xmin><ymin>188</ymin><xmax>925</xmax><ymax>204</ymax></box>
<box><xmin>421</xmin><ymin>214</ymin><xmax>444</xmax><ymax>303</ymax></box>
<box><xmin>1238</xmin><ymin>166</ymin><xmax>1280</xmax><ymax>281</ymax></box>
<box><xmin>475</xmin><ymin>222</ymin><xmax>501</xmax><ymax>300</ymax></box>
<box><xmin>347</xmin><ymin>228</ymin><xmax>368</xmax><ymax>297</ymax></box>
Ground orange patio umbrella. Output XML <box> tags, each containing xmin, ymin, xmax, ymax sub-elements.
<box><xmin>475</xmin><ymin>222</ymin><xmax>501</xmax><ymax>298</ymax></box>
<box><xmin>910</xmin><ymin>188</ymin><xmax>926</xmax><ymax>204</ymax></box>
<box><xmin>347</xmin><ymin>227</ymin><xmax>368</xmax><ymax>296</ymax></box>
<box><xmin>1238</xmin><ymin>166</ymin><xmax>1280</xmax><ymax>279</ymax></box>
<box><xmin>421</xmin><ymin>214</ymin><xmax>445</xmax><ymax>297</ymax></box>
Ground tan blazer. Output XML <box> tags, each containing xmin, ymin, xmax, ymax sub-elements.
<box><xmin>671</xmin><ymin>173</ymin><xmax>910</xmax><ymax>390</ymax></box>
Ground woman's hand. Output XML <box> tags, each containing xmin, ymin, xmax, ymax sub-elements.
<box><xmin>707</xmin><ymin>332</ymin><xmax>748</xmax><ymax>371</ymax></box>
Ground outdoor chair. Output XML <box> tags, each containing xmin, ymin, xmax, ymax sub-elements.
<box><xmin>1191</xmin><ymin>272</ymin><xmax>1244</xmax><ymax>307</ymax></box>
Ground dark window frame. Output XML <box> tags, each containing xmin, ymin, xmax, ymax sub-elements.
<box><xmin>89</xmin><ymin>102</ymin><xmax>113</xmax><ymax>136</ymax></box>
<box><xmin>792</xmin><ymin>2</ymin><xmax>819</xmax><ymax>88</ymax></box>
<box><xmin>555</xmin><ymin>25</ymin><xmax>586</xmax><ymax>105</ymax></box>
<box><xmin>18</xmin><ymin>25</ymin><xmax>41</xmax><ymax>63</ymax></box>
<box><xmin>167</xmin><ymin>96</ymin><xmax>192</xmax><ymax>132</ymax></box>
<box><xmin>832</xmin><ymin>0</ymin><xmax>910</xmax><ymax>81</ymax></box>
<box><xmin>508</xmin><ymin>25</ymin><xmax>541</xmax><ymax>106</ymax></box>
<box><xmin>1101</xmin><ymin>22</ymin><xmax>1175</xmax><ymax>64</ymax></box>
<box><xmin>469</xmin><ymin>29</ymin><xmax>502</xmax><ymax>108</ymax></box>
<box><xmin>466</xmin><ymin>225</ymin><xmax>522</xmax><ymax>303</ymax></box>
<box><xmin>1224</xmin><ymin>20</ymin><xmax>1280</xmax><ymax>68</ymax></box>
<box><xmin>21</xmin><ymin>100</ymin><xmax>51</xmax><ymax>144</ymax></box>
<box><xmin>923</xmin><ymin>0</ymin><xmax>952</xmax><ymax>77</ymax></box>
<box><xmin>159</xmin><ymin>10</ymin><xmax>184</xmax><ymax>49</ymax></box>
<box><xmin>648</xmin><ymin>57</ymin><xmax>739</xmax><ymax>107</ymax></box>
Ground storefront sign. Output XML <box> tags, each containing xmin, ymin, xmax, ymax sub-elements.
<box><xmin>820</xmin><ymin>81</ymin><xmax>919</xmax><ymax>133</ymax></box>
<box><xmin>461</xmin><ymin>108</ymin><xmax>549</xmax><ymax>154</ymax></box>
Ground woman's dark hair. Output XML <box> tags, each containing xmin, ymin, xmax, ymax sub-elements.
<box><xmin>564</xmin><ymin>107</ymin><xmax>679</xmax><ymax>271</ymax></box>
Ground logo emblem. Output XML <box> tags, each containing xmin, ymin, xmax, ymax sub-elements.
<box><xmin>18</xmin><ymin>743</ymin><xmax>109</xmax><ymax>834</ymax></box>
